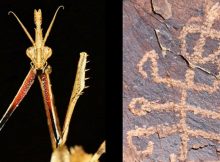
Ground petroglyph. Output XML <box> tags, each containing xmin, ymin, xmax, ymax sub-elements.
<box><xmin>127</xmin><ymin>2</ymin><xmax>220</xmax><ymax>161</ymax></box>
<box><xmin>179</xmin><ymin>2</ymin><xmax>220</xmax><ymax>71</ymax></box>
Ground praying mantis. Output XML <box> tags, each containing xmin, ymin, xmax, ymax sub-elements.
<box><xmin>0</xmin><ymin>6</ymin><xmax>105</xmax><ymax>162</ymax></box>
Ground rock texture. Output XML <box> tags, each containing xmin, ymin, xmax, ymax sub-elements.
<box><xmin>123</xmin><ymin>0</ymin><xmax>220</xmax><ymax>161</ymax></box>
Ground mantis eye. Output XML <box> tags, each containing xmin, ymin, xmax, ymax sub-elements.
<box><xmin>26</xmin><ymin>47</ymin><xmax>35</xmax><ymax>60</ymax></box>
<box><xmin>43</xmin><ymin>46</ymin><xmax>52</xmax><ymax>60</ymax></box>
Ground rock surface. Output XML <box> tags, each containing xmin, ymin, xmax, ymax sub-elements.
<box><xmin>123</xmin><ymin>0</ymin><xmax>220</xmax><ymax>161</ymax></box>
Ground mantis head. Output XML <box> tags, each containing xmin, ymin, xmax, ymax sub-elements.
<box><xmin>8</xmin><ymin>6</ymin><xmax>64</xmax><ymax>70</ymax></box>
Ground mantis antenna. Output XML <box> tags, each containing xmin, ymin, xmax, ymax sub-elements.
<box><xmin>43</xmin><ymin>5</ymin><xmax>64</xmax><ymax>45</ymax></box>
<box><xmin>8</xmin><ymin>11</ymin><xmax>35</xmax><ymax>45</ymax></box>
<box><xmin>8</xmin><ymin>5</ymin><xmax>64</xmax><ymax>46</ymax></box>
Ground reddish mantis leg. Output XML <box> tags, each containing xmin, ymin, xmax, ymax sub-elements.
<box><xmin>38</xmin><ymin>66</ymin><xmax>62</xmax><ymax>150</ymax></box>
<box><xmin>0</xmin><ymin>68</ymin><xmax>36</xmax><ymax>131</ymax></box>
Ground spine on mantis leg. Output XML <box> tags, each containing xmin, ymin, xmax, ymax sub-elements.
<box><xmin>61</xmin><ymin>52</ymin><xmax>88</xmax><ymax>145</ymax></box>
<box><xmin>0</xmin><ymin>68</ymin><xmax>36</xmax><ymax>131</ymax></box>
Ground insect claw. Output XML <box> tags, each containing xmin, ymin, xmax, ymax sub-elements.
<box><xmin>85</xmin><ymin>86</ymin><xmax>90</xmax><ymax>89</ymax></box>
<box><xmin>85</xmin><ymin>69</ymin><xmax>90</xmax><ymax>72</ymax></box>
<box><xmin>85</xmin><ymin>77</ymin><xmax>90</xmax><ymax>80</ymax></box>
<box><xmin>86</xmin><ymin>61</ymin><xmax>90</xmax><ymax>63</ymax></box>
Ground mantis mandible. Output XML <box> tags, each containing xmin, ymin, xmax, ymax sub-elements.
<box><xmin>0</xmin><ymin>6</ymin><xmax>105</xmax><ymax>162</ymax></box>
